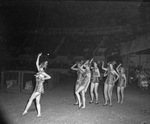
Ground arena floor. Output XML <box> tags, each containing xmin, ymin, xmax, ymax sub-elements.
<box><xmin>0</xmin><ymin>79</ymin><xmax>150</xmax><ymax>124</ymax></box>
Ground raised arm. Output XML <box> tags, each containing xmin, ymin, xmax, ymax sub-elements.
<box><xmin>113</xmin><ymin>70</ymin><xmax>119</xmax><ymax>83</ymax></box>
<box><xmin>80</xmin><ymin>62</ymin><xmax>86</xmax><ymax>72</ymax></box>
<box><xmin>102</xmin><ymin>61</ymin><xmax>108</xmax><ymax>71</ymax></box>
<box><xmin>104</xmin><ymin>71</ymin><xmax>107</xmax><ymax>77</ymax></box>
<box><xmin>116</xmin><ymin>63</ymin><xmax>122</xmax><ymax>73</ymax></box>
<box><xmin>90</xmin><ymin>58</ymin><xmax>94</xmax><ymax>64</ymax></box>
<box><xmin>42</xmin><ymin>72</ymin><xmax>51</xmax><ymax>80</ymax></box>
<box><xmin>36</xmin><ymin>53</ymin><xmax>42</xmax><ymax>71</ymax></box>
<box><xmin>71</xmin><ymin>63</ymin><xmax>78</xmax><ymax>71</ymax></box>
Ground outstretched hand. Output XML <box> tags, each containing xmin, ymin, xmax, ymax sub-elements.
<box><xmin>90</xmin><ymin>58</ymin><xmax>94</xmax><ymax>63</ymax></box>
<box><xmin>97</xmin><ymin>60</ymin><xmax>100</xmax><ymax>64</ymax></box>
<box><xmin>38</xmin><ymin>52</ymin><xmax>42</xmax><ymax>56</ymax></box>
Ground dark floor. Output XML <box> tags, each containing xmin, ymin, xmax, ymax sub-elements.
<box><xmin>0</xmin><ymin>78</ymin><xmax>150</xmax><ymax>124</ymax></box>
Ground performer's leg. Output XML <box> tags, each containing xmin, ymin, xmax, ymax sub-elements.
<box><xmin>90</xmin><ymin>83</ymin><xmax>94</xmax><ymax>103</ymax></box>
<box><xmin>75</xmin><ymin>86</ymin><xmax>84</xmax><ymax>108</ymax></box>
<box><xmin>117</xmin><ymin>87</ymin><xmax>121</xmax><ymax>103</ymax></box>
<box><xmin>120</xmin><ymin>87</ymin><xmax>124</xmax><ymax>104</ymax></box>
<box><xmin>74</xmin><ymin>84</ymin><xmax>80</xmax><ymax>105</ymax></box>
<box><xmin>22</xmin><ymin>92</ymin><xmax>38</xmax><ymax>115</ymax></box>
<box><xmin>81</xmin><ymin>90</ymin><xmax>85</xmax><ymax>108</ymax></box>
<box><xmin>103</xmin><ymin>83</ymin><xmax>108</xmax><ymax>106</ymax></box>
<box><xmin>108</xmin><ymin>85</ymin><xmax>113</xmax><ymax>107</ymax></box>
<box><xmin>94</xmin><ymin>83</ymin><xmax>99</xmax><ymax>104</ymax></box>
<box><xmin>36</xmin><ymin>94</ymin><xmax>41</xmax><ymax>117</ymax></box>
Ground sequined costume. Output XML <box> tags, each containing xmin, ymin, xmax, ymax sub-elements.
<box><xmin>105</xmin><ymin>69</ymin><xmax>115</xmax><ymax>86</ymax></box>
<box><xmin>91</xmin><ymin>68</ymin><xmax>100</xmax><ymax>83</ymax></box>
<box><xmin>80</xmin><ymin>69</ymin><xmax>91</xmax><ymax>88</ymax></box>
<box><xmin>76</xmin><ymin>69</ymin><xmax>84</xmax><ymax>86</ymax></box>
<box><xmin>34</xmin><ymin>72</ymin><xmax>45</xmax><ymax>94</ymax></box>
<box><xmin>117</xmin><ymin>74</ymin><xmax>126</xmax><ymax>87</ymax></box>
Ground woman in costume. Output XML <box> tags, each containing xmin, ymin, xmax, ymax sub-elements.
<box><xmin>71</xmin><ymin>61</ymin><xmax>84</xmax><ymax>105</ymax></box>
<box><xmin>22</xmin><ymin>53</ymin><xmax>51</xmax><ymax>117</ymax></box>
<box><xmin>89</xmin><ymin>61</ymin><xmax>100</xmax><ymax>104</ymax></box>
<box><xmin>75</xmin><ymin>59</ymin><xmax>93</xmax><ymax>109</ymax></box>
<box><xmin>116</xmin><ymin>64</ymin><xmax>127</xmax><ymax>104</ymax></box>
<box><xmin>102</xmin><ymin>61</ymin><xmax>119</xmax><ymax>107</ymax></box>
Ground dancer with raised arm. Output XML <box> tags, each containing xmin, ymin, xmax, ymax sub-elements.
<box><xmin>89</xmin><ymin>61</ymin><xmax>100</xmax><ymax>104</ymax></box>
<box><xmin>116</xmin><ymin>63</ymin><xmax>127</xmax><ymax>104</ymax></box>
<box><xmin>102</xmin><ymin>61</ymin><xmax>119</xmax><ymax>107</ymax></box>
<box><xmin>71</xmin><ymin>61</ymin><xmax>84</xmax><ymax>105</ymax></box>
<box><xmin>22</xmin><ymin>53</ymin><xmax>51</xmax><ymax>117</ymax></box>
<box><xmin>75</xmin><ymin>59</ymin><xmax>93</xmax><ymax>109</ymax></box>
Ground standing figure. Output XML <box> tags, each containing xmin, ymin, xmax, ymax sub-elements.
<box><xmin>89</xmin><ymin>62</ymin><xmax>100</xmax><ymax>104</ymax></box>
<box><xmin>75</xmin><ymin>59</ymin><xmax>93</xmax><ymax>109</ymax></box>
<box><xmin>137</xmin><ymin>69</ymin><xmax>149</xmax><ymax>92</ymax></box>
<box><xmin>102</xmin><ymin>61</ymin><xmax>119</xmax><ymax>107</ymax></box>
<box><xmin>116</xmin><ymin>64</ymin><xmax>127</xmax><ymax>104</ymax></box>
<box><xmin>71</xmin><ymin>61</ymin><xmax>84</xmax><ymax>105</ymax></box>
<box><xmin>22</xmin><ymin>53</ymin><xmax>51</xmax><ymax>117</ymax></box>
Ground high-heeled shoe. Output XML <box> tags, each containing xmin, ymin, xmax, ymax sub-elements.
<box><xmin>103</xmin><ymin>103</ymin><xmax>108</xmax><ymax>106</ymax></box>
<box><xmin>74</xmin><ymin>103</ymin><xmax>79</xmax><ymax>105</ymax></box>
<box><xmin>121</xmin><ymin>101</ymin><xmax>123</xmax><ymax>104</ymax></box>
<box><xmin>89</xmin><ymin>101</ymin><xmax>93</xmax><ymax>104</ymax></box>
<box><xmin>95</xmin><ymin>102</ymin><xmax>99</xmax><ymax>104</ymax></box>
<box><xmin>109</xmin><ymin>104</ymin><xmax>113</xmax><ymax>107</ymax></box>
<box><xmin>37</xmin><ymin>114</ymin><xmax>42</xmax><ymax>117</ymax></box>
<box><xmin>81</xmin><ymin>106</ymin><xmax>85</xmax><ymax>109</ymax></box>
<box><xmin>22</xmin><ymin>111</ymin><xmax>27</xmax><ymax>116</ymax></box>
<box><xmin>78</xmin><ymin>104</ymin><xmax>82</xmax><ymax>109</ymax></box>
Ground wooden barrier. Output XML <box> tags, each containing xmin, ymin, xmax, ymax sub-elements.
<box><xmin>0</xmin><ymin>70</ymin><xmax>60</xmax><ymax>93</ymax></box>
<box><xmin>20</xmin><ymin>71</ymin><xmax>35</xmax><ymax>93</ymax></box>
<box><xmin>1</xmin><ymin>71</ymin><xmax>21</xmax><ymax>93</ymax></box>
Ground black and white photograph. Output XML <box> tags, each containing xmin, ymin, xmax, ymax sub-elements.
<box><xmin>0</xmin><ymin>0</ymin><xmax>150</xmax><ymax>124</ymax></box>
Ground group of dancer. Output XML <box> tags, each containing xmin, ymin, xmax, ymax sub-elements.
<box><xmin>22</xmin><ymin>53</ymin><xmax>127</xmax><ymax>117</ymax></box>
<box><xmin>71</xmin><ymin>59</ymin><xmax>127</xmax><ymax>109</ymax></box>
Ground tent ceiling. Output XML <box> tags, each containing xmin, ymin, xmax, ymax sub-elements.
<box><xmin>1</xmin><ymin>1</ymin><xmax>144</xmax><ymax>30</ymax></box>
<box><xmin>121</xmin><ymin>33</ymin><xmax>150</xmax><ymax>55</ymax></box>
<box><xmin>1</xmin><ymin>1</ymin><xmax>150</xmax><ymax>56</ymax></box>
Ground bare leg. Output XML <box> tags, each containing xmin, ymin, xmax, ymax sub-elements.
<box><xmin>94</xmin><ymin>83</ymin><xmax>99</xmax><ymax>104</ymax></box>
<box><xmin>108</xmin><ymin>85</ymin><xmax>113</xmax><ymax>106</ymax></box>
<box><xmin>75</xmin><ymin>86</ymin><xmax>85</xmax><ymax>108</ymax></box>
<box><xmin>36</xmin><ymin>94</ymin><xmax>41</xmax><ymax>117</ymax></box>
<box><xmin>103</xmin><ymin>83</ymin><xmax>108</xmax><ymax>105</ymax></box>
<box><xmin>121</xmin><ymin>87</ymin><xmax>124</xmax><ymax>104</ymax></box>
<box><xmin>117</xmin><ymin>87</ymin><xmax>121</xmax><ymax>103</ymax></box>
<box><xmin>90</xmin><ymin>83</ymin><xmax>94</xmax><ymax>103</ymax></box>
<box><xmin>74</xmin><ymin>84</ymin><xmax>80</xmax><ymax>105</ymax></box>
<box><xmin>84</xmin><ymin>78</ymin><xmax>91</xmax><ymax>93</ymax></box>
<box><xmin>22</xmin><ymin>92</ymin><xmax>39</xmax><ymax>115</ymax></box>
<box><xmin>81</xmin><ymin>90</ymin><xmax>86</xmax><ymax>108</ymax></box>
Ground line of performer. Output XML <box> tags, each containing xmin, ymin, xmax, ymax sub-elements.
<box><xmin>71</xmin><ymin>59</ymin><xmax>127</xmax><ymax>109</ymax></box>
<box><xmin>22</xmin><ymin>53</ymin><xmax>127</xmax><ymax>117</ymax></box>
